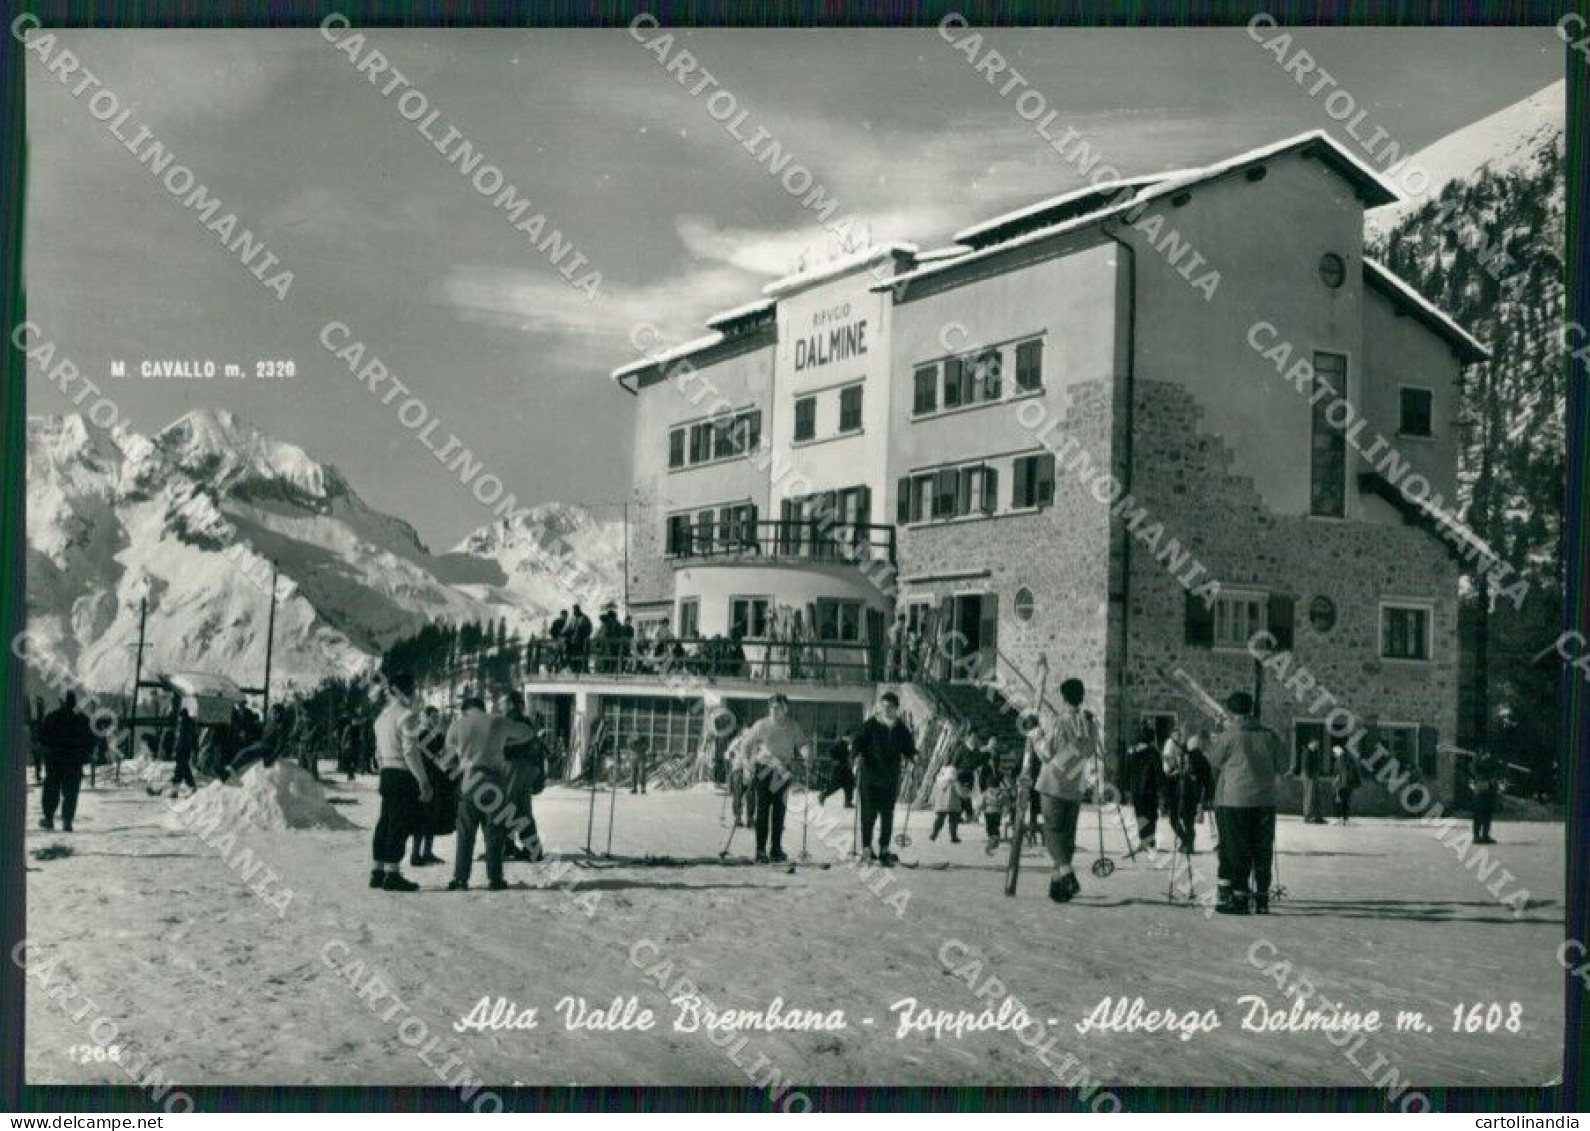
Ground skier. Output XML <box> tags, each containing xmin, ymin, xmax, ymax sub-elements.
<box><xmin>929</xmin><ymin>763</ymin><xmax>963</xmax><ymax>843</ymax></box>
<box><xmin>1130</xmin><ymin>721</ymin><xmax>1164</xmax><ymax>848</ymax></box>
<box><xmin>369</xmin><ymin>673</ymin><xmax>432</xmax><ymax>893</ymax></box>
<box><xmin>817</xmin><ymin>734</ymin><xmax>856</xmax><ymax>808</ymax></box>
<box><xmin>1332</xmin><ymin>743</ymin><xmax>1361</xmax><ymax>825</ymax></box>
<box><xmin>38</xmin><ymin>691</ymin><xmax>96</xmax><ymax>832</ymax></box>
<box><xmin>169</xmin><ymin>707</ymin><xmax>199</xmax><ymax>797</ymax></box>
<box><xmin>1468</xmin><ymin>750</ymin><xmax>1502</xmax><ymax>845</ymax></box>
<box><xmin>741</xmin><ymin>694</ymin><xmax>812</xmax><ymax>864</ymax></box>
<box><xmin>1207</xmin><ymin>691</ymin><xmax>1288</xmax><ymax>915</ymax></box>
<box><xmin>851</xmin><ymin>690</ymin><xmax>917</xmax><ymax>865</ymax></box>
<box><xmin>1023</xmin><ymin>678</ymin><xmax>1100</xmax><ymax>903</ymax></box>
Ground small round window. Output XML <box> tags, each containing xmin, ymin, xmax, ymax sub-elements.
<box><xmin>1309</xmin><ymin>595</ymin><xmax>1337</xmax><ymax>633</ymax></box>
<box><xmin>1014</xmin><ymin>587</ymin><xmax>1035</xmax><ymax>622</ymax></box>
<box><xmin>1318</xmin><ymin>253</ymin><xmax>1345</xmax><ymax>289</ymax></box>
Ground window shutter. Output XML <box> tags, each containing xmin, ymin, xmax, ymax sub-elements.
<box><xmin>1267</xmin><ymin>592</ymin><xmax>1296</xmax><ymax>651</ymax></box>
<box><xmin>896</xmin><ymin>477</ymin><xmax>911</xmax><ymax>523</ymax></box>
<box><xmin>1185</xmin><ymin>590</ymin><xmax>1214</xmax><ymax>647</ymax></box>
<box><xmin>1037</xmin><ymin>454</ymin><xmax>1055</xmax><ymax>506</ymax></box>
<box><xmin>1012</xmin><ymin>457</ymin><xmax>1031</xmax><ymax>508</ymax></box>
<box><xmin>1417</xmin><ymin>724</ymin><xmax>1438</xmax><ymax>777</ymax></box>
<box><xmin>982</xmin><ymin>467</ymin><xmax>998</xmax><ymax>514</ymax></box>
<box><xmin>856</xmin><ymin>485</ymin><xmax>872</xmax><ymax>525</ymax></box>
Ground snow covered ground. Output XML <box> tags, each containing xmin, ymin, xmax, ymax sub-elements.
<box><xmin>24</xmin><ymin>766</ymin><xmax>1565</xmax><ymax>1089</ymax></box>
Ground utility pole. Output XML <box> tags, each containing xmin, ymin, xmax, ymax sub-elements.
<box><xmin>125</xmin><ymin>597</ymin><xmax>150</xmax><ymax>773</ymax></box>
<box><xmin>622</xmin><ymin>497</ymin><xmax>630</xmax><ymax>613</ymax></box>
<box><xmin>262</xmin><ymin>564</ymin><xmax>279</xmax><ymax>716</ymax></box>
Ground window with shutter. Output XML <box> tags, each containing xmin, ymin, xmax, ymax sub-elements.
<box><xmin>933</xmin><ymin>468</ymin><xmax>958</xmax><ymax>518</ymax></box>
<box><xmin>943</xmin><ymin>357</ymin><xmax>963</xmax><ymax>408</ymax></box>
<box><xmin>839</xmin><ymin>385</ymin><xmax>864</xmax><ymax>433</ymax></box>
<box><xmin>977</xmin><ymin>349</ymin><xmax>1001</xmax><ymax>400</ymax></box>
<box><xmin>1012</xmin><ymin>457</ymin><xmax>1032</xmax><ymax>509</ymax></box>
<box><xmin>668</xmin><ymin>428</ymin><xmax>686</xmax><ymax>469</ymax></box>
<box><xmin>981</xmin><ymin>467</ymin><xmax>998</xmax><ymax>514</ymax></box>
<box><xmin>794</xmin><ymin>396</ymin><xmax>816</xmax><ymax>442</ymax></box>
<box><xmin>1036</xmin><ymin>453</ymin><xmax>1055</xmax><ymax>505</ymax></box>
<box><xmin>1016</xmin><ymin>339</ymin><xmax>1043</xmax><ymax>392</ymax></box>
<box><xmin>913</xmin><ymin>366</ymin><xmax>938</xmax><ymax>414</ymax></box>
<box><xmin>1185</xmin><ymin>590</ymin><xmax>1215</xmax><ymax>647</ymax></box>
<box><xmin>1267</xmin><ymin>593</ymin><xmax>1296</xmax><ymax>651</ymax></box>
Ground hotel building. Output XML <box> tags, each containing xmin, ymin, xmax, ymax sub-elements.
<box><xmin>527</xmin><ymin>131</ymin><xmax>1490</xmax><ymax>808</ymax></box>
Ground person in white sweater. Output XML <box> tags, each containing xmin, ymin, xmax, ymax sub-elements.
<box><xmin>370</xmin><ymin>673</ymin><xmax>432</xmax><ymax>893</ymax></box>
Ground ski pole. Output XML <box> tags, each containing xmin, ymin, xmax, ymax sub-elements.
<box><xmin>798</xmin><ymin>759</ymin><xmax>811</xmax><ymax>863</ymax></box>
<box><xmin>605</xmin><ymin>750</ymin><xmax>620</xmax><ymax>857</ymax></box>
<box><xmin>895</xmin><ymin>772</ymin><xmax>915</xmax><ymax>848</ymax></box>
<box><xmin>719</xmin><ymin>781</ymin><xmax>730</xmax><ymax>827</ymax></box>
<box><xmin>583</xmin><ymin>741</ymin><xmax>600</xmax><ymax>856</ymax></box>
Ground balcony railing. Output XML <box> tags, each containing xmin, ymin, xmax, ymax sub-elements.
<box><xmin>521</xmin><ymin>634</ymin><xmax>881</xmax><ymax>686</ymax></box>
<box><xmin>667</xmin><ymin>519</ymin><xmax>896</xmax><ymax>566</ymax></box>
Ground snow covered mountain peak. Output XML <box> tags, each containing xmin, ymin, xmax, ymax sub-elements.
<box><xmin>155</xmin><ymin>407</ymin><xmax>347</xmax><ymax>505</ymax></box>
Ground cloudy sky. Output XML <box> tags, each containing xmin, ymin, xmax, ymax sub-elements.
<box><xmin>26</xmin><ymin>25</ymin><xmax>1562</xmax><ymax>547</ymax></box>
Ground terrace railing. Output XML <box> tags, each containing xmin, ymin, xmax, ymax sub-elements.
<box><xmin>666</xmin><ymin>519</ymin><xmax>896</xmax><ymax>567</ymax></box>
<box><xmin>520</xmin><ymin>634</ymin><xmax>881</xmax><ymax>686</ymax></box>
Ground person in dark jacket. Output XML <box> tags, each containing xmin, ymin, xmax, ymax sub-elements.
<box><xmin>951</xmin><ymin>729</ymin><xmax>988</xmax><ymax>824</ymax></box>
<box><xmin>170</xmin><ymin>708</ymin><xmax>199</xmax><ymax>796</ymax></box>
<box><xmin>1207</xmin><ymin>693</ymin><xmax>1288</xmax><ymax>915</ymax></box>
<box><xmin>1332</xmin><ymin>743</ymin><xmax>1362</xmax><ymax>825</ymax></box>
<box><xmin>851</xmin><ymin>691</ymin><xmax>917</xmax><ymax>865</ymax></box>
<box><xmin>1468</xmin><ymin>751</ymin><xmax>1502</xmax><ymax>845</ymax></box>
<box><xmin>1300</xmin><ymin>739</ymin><xmax>1329</xmax><ymax>824</ymax></box>
<box><xmin>566</xmin><ymin>605</ymin><xmax>593</xmax><ymax>673</ymax></box>
<box><xmin>411</xmin><ymin>706</ymin><xmax>455</xmax><ymax>867</ymax></box>
<box><xmin>1129</xmin><ymin>721</ymin><xmax>1163</xmax><ymax>848</ymax></box>
<box><xmin>39</xmin><ymin>692</ymin><xmax>97</xmax><ymax>831</ymax></box>
<box><xmin>1162</xmin><ymin>729</ymin><xmax>1214</xmax><ymax>853</ymax></box>
<box><xmin>817</xmin><ymin>736</ymin><xmax>856</xmax><ymax>808</ymax></box>
<box><xmin>31</xmin><ymin>696</ymin><xmax>46</xmax><ymax>783</ymax></box>
<box><xmin>501</xmin><ymin>693</ymin><xmax>546</xmax><ymax>861</ymax></box>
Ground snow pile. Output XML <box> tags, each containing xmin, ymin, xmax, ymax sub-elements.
<box><xmin>163</xmin><ymin>761</ymin><xmax>356</xmax><ymax>833</ymax></box>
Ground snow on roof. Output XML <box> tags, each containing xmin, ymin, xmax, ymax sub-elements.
<box><xmin>610</xmin><ymin>331</ymin><xmax>726</xmax><ymax>381</ymax></box>
<box><xmin>950</xmin><ymin>173</ymin><xmax>1177</xmax><ymax>245</ymax></box>
<box><xmin>1363</xmin><ymin>258</ymin><xmax>1491</xmax><ymax>363</ymax></box>
<box><xmin>914</xmin><ymin>245</ymin><xmax>975</xmax><ymax>262</ymax></box>
<box><xmin>761</xmin><ymin>241</ymin><xmax>919</xmax><ymax>298</ymax></box>
<box><xmin>877</xmin><ymin>131</ymin><xmax>1403</xmax><ymax>293</ymax></box>
<box><xmin>703</xmin><ymin>297</ymin><xmax>775</xmax><ymax>330</ymax></box>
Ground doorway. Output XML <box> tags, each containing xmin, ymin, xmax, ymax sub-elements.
<box><xmin>948</xmin><ymin>593</ymin><xmax>997</xmax><ymax>680</ymax></box>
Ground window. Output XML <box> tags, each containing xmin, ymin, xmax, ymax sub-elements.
<box><xmin>1015</xmin><ymin>339</ymin><xmax>1043</xmax><ymax>392</ymax></box>
<box><xmin>1212</xmin><ymin>591</ymin><xmax>1267</xmax><ymax>649</ymax></box>
<box><xmin>956</xmin><ymin>465</ymin><xmax>998</xmax><ymax>516</ymax></box>
<box><xmin>942</xmin><ymin>356</ymin><xmax>964</xmax><ymax>409</ymax></box>
<box><xmin>1380</xmin><ymin>725</ymin><xmax>1418</xmax><ymax>770</ymax></box>
<box><xmin>694</xmin><ymin>509</ymin><xmax>715</xmax><ymax>554</ymax></box>
<box><xmin>1310</xmin><ymin>352</ymin><xmax>1347</xmax><ymax>518</ymax></box>
<box><xmin>913</xmin><ymin>366</ymin><xmax>938</xmax><ymax>414</ymax></box>
<box><xmin>665</xmin><ymin>514</ymin><xmax>692</xmax><ymax>556</ymax></box>
<box><xmin>794</xmin><ymin>396</ymin><xmax>816</xmax><ymax>442</ymax></box>
<box><xmin>668</xmin><ymin>428</ymin><xmax>686</xmax><ymax>469</ymax></box>
<box><xmin>815</xmin><ymin>598</ymin><xmax>863</xmax><ymax>642</ymax></box>
<box><xmin>974</xmin><ymin>349</ymin><xmax>1001</xmax><ymax>400</ymax></box>
<box><xmin>677</xmin><ymin>598</ymin><xmax>699</xmax><ymax>639</ymax></box>
<box><xmin>1014</xmin><ymin>587</ymin><xmax>1035</xmax><ymax>622</ymax></box>
<box><xmin>740</xmin><ymin>410</ymin><xmax>762</xmax><ymax>452</ymax></box>
<box><xmin>1011</xmin><ymin>452</ymin><xmax>1056</xmax><ymax>509</ymax></box>
<box><xmin>1381</xmin><ymin>603</ymin><xmax>1432</xmax><ymax>661</ymax></box>
<box><xmin>1308</xmin><ymin>595</ymin><xmax>1337</xmax><ymax>633</ymax></box>
<box><xmin>730</xmin><ymin>596</ymin><xmax>771</xmax><ymax>639</ymax></box>
<box><xmin>1399</xmin><ymin>387</ymin><xmax>1433</xmax><ymax>438</ymax></box>
<box><xmin>689</xmin><ymin>421</ymin><xmax>713</xmax><ymax>465</ymax></box>
<box><xmin>932</xmin><ymin>468</ymin><xmax>958</xmax><ymax>519</ymax></box>
<box><xmin>839</xmin><ymin>385</ymin><xmax>864</xmax><ymax>433</ymax></box>
<box><xmin>1318</xmin><ymin>253</ymin><xmax>1345</xmax><ymax>289</ymax></box>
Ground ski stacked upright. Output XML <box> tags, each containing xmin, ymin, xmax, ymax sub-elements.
<box><xmin>1005</xmin><ymin>656</ymin><xmax>1048</xmax><ymax>897</ymax></box>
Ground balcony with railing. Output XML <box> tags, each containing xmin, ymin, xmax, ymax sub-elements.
<box><xmin>666</xmin><ymin>518</ymin><xmax>896</xmax><ymax>568</ymax></box>
<box><xmin>520</xmin><ymin>634</ymin><xmax>882</xmax><ymax>687</ymax></box>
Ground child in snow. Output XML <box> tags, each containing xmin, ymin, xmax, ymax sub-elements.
<box><xmin>982</xmin><ymin>772</ymin><xmax>1013</xmax><ymax>854</ymax></box>
<box><xmin>929</xmin><ymin>764</ymin><xmax>962</xmax><ymax>843</ymax></box>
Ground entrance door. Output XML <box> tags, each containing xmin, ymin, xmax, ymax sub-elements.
<box><xmin>951</xmin><ymin>593</ymin><xmax>997</xmax><ymax>680</ymax></box>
